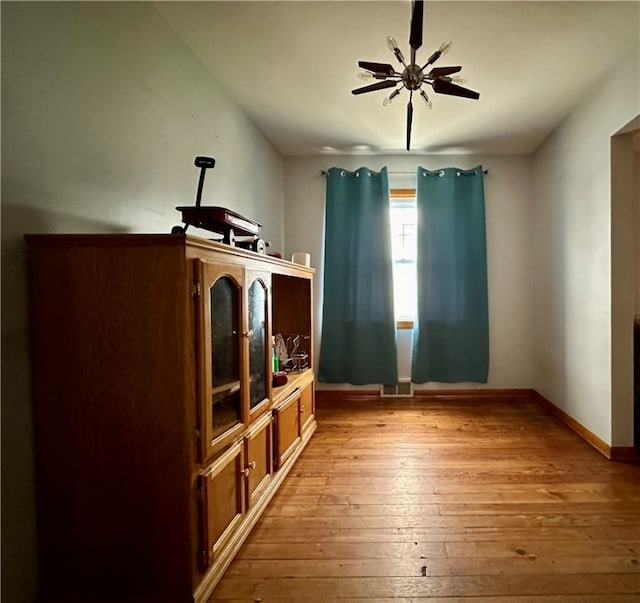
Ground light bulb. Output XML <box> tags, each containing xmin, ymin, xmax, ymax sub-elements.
<box><xmin>387</xmin><ymin>36</ymin><xmax>405</xmax><ymax>64</ymax></box>
<box><xmin>419</xmin><ymin>90</ymin><xmax>432</xmax><ymax>109</ymax></box>
<box><xmin>451</xmin><ymin>76</ymin><xmax>466</xmax><ymax>84</ymax></box>
<box><xmin>383</xmin><ymin>89</ymin><xmax>401</xmax><ymax>106</ymax></box>
<box><xmin>439</xmin><ymin>40</ymin><xmax>452</xmax><ymax>55</ymax></box>
<box><xmin>422</xmin><ymin>40</ymin><xmax>452</xmax><ymax>69</ymax></box>
<box><xmin>357</xmin><ymin>71</ymin><xmax>374</xmax><ymax>81</ymax></box>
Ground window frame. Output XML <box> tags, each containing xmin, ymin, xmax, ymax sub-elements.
<box><xmin>390</xmin><ymin>188</ymin><xmax>416</xmax><ymax>330</ymax></box>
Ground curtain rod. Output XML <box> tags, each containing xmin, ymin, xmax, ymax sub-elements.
<box><xmin>320</xmin><ymin>168</ymin><xmax>489</xmax><ymax>176</ymax></box>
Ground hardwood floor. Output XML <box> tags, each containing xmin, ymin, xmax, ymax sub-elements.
<box><xmin>209</xmin><ymin>396</ymin><xmax>640</xmax><ymax>602</ymax></box>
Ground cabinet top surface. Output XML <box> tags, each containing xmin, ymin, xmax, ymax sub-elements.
<box><xmin>24</xmin><ymin>233</ymin><xmax>315</xmax><ymax>275</ymax></box>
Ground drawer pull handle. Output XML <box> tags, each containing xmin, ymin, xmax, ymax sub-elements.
<box><xmin>242</xmin><ymin>461</ymin><xmax>257</xmax><ymax>478</ymax></box>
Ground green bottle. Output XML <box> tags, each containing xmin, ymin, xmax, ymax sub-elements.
<box><xmin>272</xmin><ymin>337</ymin><xmax>279</xmax><ymax>373</ymax></box>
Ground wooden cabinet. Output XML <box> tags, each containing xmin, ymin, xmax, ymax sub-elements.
<box><xmin>198</xmin><ymin>439</ymin><xmax>245</xmax><ymax>570</ymax></box>
<box><xmin>272</xmin><ymin>371</ymin><xmax>314</xmax><ymax>470</ymax></box>
<box><xmin>24</xmin><ymin>234</ymin><xmax>316</xmax><ymax>603</ymax></box>
<box><xmin>274</xmin><ymin>387</ymin><xmax>303</xmax><ymax>469</ymax></box>
<box><xmin>244</xmin><ymin>411</ymin><xmax>273</xmax><ymax>507</ymax></box>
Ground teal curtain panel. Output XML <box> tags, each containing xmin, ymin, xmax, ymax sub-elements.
<box><xmin>411</xmin><ymin>166</ymin><xmax>489</xmax><ymax>383</ymax></box>
<box><xmin>319</xmin><ymin>167</ymin><xmax>398</xmax><ymax>385</ymax></box>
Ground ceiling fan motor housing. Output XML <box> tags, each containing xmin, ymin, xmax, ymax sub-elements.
<box><xmin>402</xmin><ymin>64</ymin><xmax>424</xmax><ymax>90</ymax></box>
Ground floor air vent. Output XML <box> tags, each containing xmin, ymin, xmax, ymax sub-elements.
<box><xmin>380</xmin><ymin>381</ymin><xmax>414</xmax><ymax>397</ymax></box>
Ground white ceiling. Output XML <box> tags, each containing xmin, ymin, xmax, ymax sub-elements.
<box><xmin>156</xmin><ymin>1</ymin><xmax>639</xmax><ymax>156</ymax></box>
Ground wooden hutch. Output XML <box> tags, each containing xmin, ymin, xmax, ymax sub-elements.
<box><xmin>25</xmin><ymin>234</ymin><xmax>316</xmax><ymax>602</ymax></box>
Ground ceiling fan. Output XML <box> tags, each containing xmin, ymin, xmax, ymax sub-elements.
<box><xmin>352</xmin><ymin>0</ymin><xmax>480</xmax><ymax>151</ymax></box>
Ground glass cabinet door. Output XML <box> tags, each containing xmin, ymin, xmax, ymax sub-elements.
<box><xmin>210</xmin><ymin>276</ymin><xmax>242</xmax><ymax>439</ymax></box>
<box><xmin>247</xmin><ymin>276</ymin><xmax>269</xmax><ymax>413</ymax></box>
<box><xmin>197</xmin><ymin>260</ymin><xmax>246</xmax><ymax>460</ymax></box>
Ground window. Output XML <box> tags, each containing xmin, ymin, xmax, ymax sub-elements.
<box><xmin>390</xmin><ymin>188</ymin><xmax>416</xmax><ymax>327</ymax></box>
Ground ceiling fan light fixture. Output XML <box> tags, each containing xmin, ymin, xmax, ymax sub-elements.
<box><xmin>351</xmin><ymin>1</ymin><xmax>479</xmax><ymax>150</ymax></box>
<box><xmin>422</xmin><ymin>41</ymin><xmax>453</xmax><ymax>70</ymax></box>
<box><xmin>357</xmin><ymin>70</ymin><xmax>374</xmax><ymax>81</ymax></box>
<box><xmin>383</xmin><ymin>88</ymin><xmax>401</xmax><ymax>106</ymax></box>
<box><xmin>419</xmin><ymin>89</ymin><xmax>432</xmax><ymax>109</ymax></box>
<box><xmin>387</xmin><ymin>35</ymin><xmax>406</xmax><ymax>65</ymax></box>
<box><xmin>439</xmin><ymin>40</ymin><xmax>452</xmax><ymax>55</ymax></box>
<box><xmin>450</xmin><ymin>75</ymin><xmax>466</xmax><ymax>84</ymax></box>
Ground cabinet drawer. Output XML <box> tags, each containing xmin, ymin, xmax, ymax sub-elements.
<box><xmin>198</xmin><ymin>439</ymin><xmax>245</xmax><ymax>572</ymax></box>
<box><xmin>273</xmin><ymin>389</ymin><xmax>301</xmax><ymax>469</ymax></box>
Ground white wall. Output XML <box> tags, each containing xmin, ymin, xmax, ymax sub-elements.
<box><xmin>532</xmin><ymin>55</ymin><xmax>640</xmax><ymax>446</ymax></box>
<box><xmin>1</xmin><ymin>3</ymin><xmax>284</xmax><ymax>601</ymax></box>
<box><xmin>283</xmin><ymin>154</ymin><xmax>534</xmax><ymax>390</ymax></box>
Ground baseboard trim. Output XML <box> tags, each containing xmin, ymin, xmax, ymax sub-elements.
<box><xmin>315</xmin><ymin>387</ymin><xmax>532</xmax><ymax>403</ymax></box>
<box><xmin>531</xmin><ymin>390</ymin><xmax>610</xmax><ymax>457</ymax></box>
<box><xmin>315</xmin><ymin>389</ymin><xmax>379</xmax><ymax>403</ymax></box>
<box><xmin>414</xmin><ymin>388</ymin><xmax>532</xmax><ymax>400</ymax></box>
<box><xmin>530</xmin><ymin>390</ymin><xmax>640</xmax><ymax>462</ymax></box>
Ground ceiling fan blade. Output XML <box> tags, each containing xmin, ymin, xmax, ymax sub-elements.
<box><xmin>432</xmin><ymin>78</ymin><xmax>480</xmax><ymax>100</ymax></box>
<box><xmin>409</xmin><ymin>0</ymin><xmax>424</xmax><ymax>51</ymax></box>
<box><xmin>427</xmin><ymin>65</ymin><xmax>462</xmax><ymax>78</ymax></box>
<box><xmin>406</xmin><ymin>96</ymin><xmax>414</xmax><ymax>151</ymax></box>
<box><xmin>351</xmin><ymin>80</ymin><xmax>398</xmax><ymax>95</ymax></box>
<box><xmin>358</xmin><ymin>61</ymin><xmax>395</xmax><ymax>77</ymax></box>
